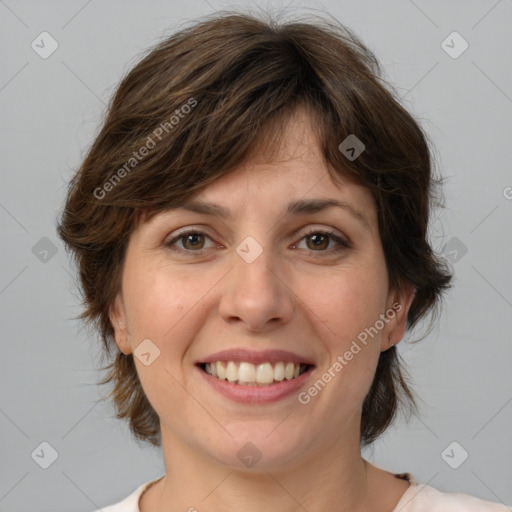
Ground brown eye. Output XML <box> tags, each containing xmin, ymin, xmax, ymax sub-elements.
<box><xmin>293</xmin><ymin>229</ymin><xmax>351</xmax><ymax>255</ymax></box>
<box><xmin>305</xmin><ymin>233</ymin><xmax>330</xmax><ymax>250</ymax></box>
<box><xmin>181</xmin><ymin>233</ymin><xmax>205</xmax><ymax>250</ymax></box>
<box><xmin>167</xmin><ymin>231</ymin><xmax>214</xmax><ymax>252</ymax></box>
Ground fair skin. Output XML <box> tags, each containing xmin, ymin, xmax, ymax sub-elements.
<box><xmin>110</xmin><ymin>109</ymin><xmax>415</xmax><ymax>512</ymax></box>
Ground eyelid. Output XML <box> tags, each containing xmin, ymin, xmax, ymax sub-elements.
<box><xmin>298</xmin><ymin>226</ymin><xmax>350</xmax><ymax>245</ymax></box>
<box><xmin>165</xmin><ymin>227</ymin><xmax>219</xmax><ymax>250</ymax></box>
<box><xmin>165</xmin><ymin>225</ymin><xmax>351</xmax><ymax>255</ymax></box>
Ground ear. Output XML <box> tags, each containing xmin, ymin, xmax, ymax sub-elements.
<box><xmin>381</xmin><ymin>283</ymin><xmax>416</xmax><ymax>352</ymax></box>
<box><xmin>109</xmin><ymin>293</ymin><xmax>132</xmax><ymax>355</ymax></box>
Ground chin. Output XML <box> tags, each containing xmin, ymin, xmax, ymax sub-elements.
<box><xmin>206</xmin><ymin>421</ymin><xmax>313</xmax><ymax>471</ymax></box>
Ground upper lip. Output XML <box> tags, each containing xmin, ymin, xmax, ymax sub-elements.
<box><xmin>197</xmin><ymin>348</ymin><xmax>316</xmax><ymax>366</ymax></box>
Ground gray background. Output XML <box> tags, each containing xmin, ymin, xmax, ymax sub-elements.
<box><xmin>1</xmin><ymin>0</ymin><xmax>511</xmax><ymax>510</ymax></box>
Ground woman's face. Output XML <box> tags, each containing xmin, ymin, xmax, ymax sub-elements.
<box><xmin>110</xmin><ymin>110</ymin><xmax>413</xmax><ymax>470</ymax></box>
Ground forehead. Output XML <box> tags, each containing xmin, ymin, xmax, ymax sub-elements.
<box><xmin>192</xmin><ymin>116</ymin><xmax>376</xmax><ymax>226</ymax></box>
<box><xmin>140</xmin><ymin>107</ymin><xmax>377</xmax><ymax>229</ymax></box>
<box><xmin>202</xmin><ymin>107</ymin><xmax>369</xmax><ymax>196</ymax></box>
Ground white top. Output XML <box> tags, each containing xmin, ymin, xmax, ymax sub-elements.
<box><xmin>96</xmin><ymin>473</ymin><xmax>509</xmax><ymax>511</ymax></box>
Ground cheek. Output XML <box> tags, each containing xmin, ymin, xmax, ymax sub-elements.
<box><xmin>124</xmin><ymin>267</ymin><xmax>207</xmax><ymax>408</ymax></box>
<box><xmin>299</xmin><ymin>266</ymin><xmax>387</xmax><ymax>401</ymax></box>
<box><xmin>305</xmin><ymin>265</ymin><xmax>388</xmax><ymax>345</ymax></box>
<box><xmin>122</xmin><ymin>264</ymin><xmax>214</xmax><ymax>360</ymax></box>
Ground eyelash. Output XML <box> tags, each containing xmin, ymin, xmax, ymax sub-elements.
<box><xmin>166</xmin><ymin>227</ymin><xmax>351</xmax><ymax>256</ymax></box>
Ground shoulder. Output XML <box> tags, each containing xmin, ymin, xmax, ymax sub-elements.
<box><xmin>91</xmin><ymin>476</ymin><xmax>164</xmax><ymax>512</ymax></box>
<box><xmin>396</xmin><ymin>478</ymin><xmax>510</xmax><ymax>511</ymax></box>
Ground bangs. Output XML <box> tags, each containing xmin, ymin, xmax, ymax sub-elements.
<box><xmin>92</xmin><ymin>17</ymin><xmax>375</xmax><ymax>217</ymax></box>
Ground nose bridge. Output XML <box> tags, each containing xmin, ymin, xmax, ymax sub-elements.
<box><xmin>218</xmin><ymin>234</ymin><xmax>295</xmax><ymax>330</ymax></box>
<box><xmin>235</xmin><ymin>238</ymin><xmax>277</xmax><ymax>290</ymax></box>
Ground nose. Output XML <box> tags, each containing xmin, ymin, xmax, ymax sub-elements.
<box><xmin>218</xmin><ymin>242</ymin><xmax>295</xmax><ymax>333</ymax></box>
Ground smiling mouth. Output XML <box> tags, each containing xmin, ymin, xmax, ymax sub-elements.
<box><xmin>197</xmin><ymin>361</ymin><xmax>313</xmax><ymax>386</ymax></box>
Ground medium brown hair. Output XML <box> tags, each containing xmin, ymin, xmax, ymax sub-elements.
<box><xmin>57</xmin><ymin>10</ymin><xmax>452</xmax><ymax>447</ymax></box>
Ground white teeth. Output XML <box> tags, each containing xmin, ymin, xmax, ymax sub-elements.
<box><xmin>238</xmin><ymin>362</ymin><xmax>256</xmax><ymax>383</ymax></box>
<box><xmin>256</xmin><ymin>363</ymin><xmax>274</xmax><ymax>384</ymax></box>
<box><xmin>285</xmin><ymin>362</ymin><xmax>294</xmax><ymax>380</ymax></box>
<box><xmin>202</xmin><ymin>361</ymin><xmax>310</xmax><ymax>385</ymax></box>
<box><xmin>216</xmin><ymin>361</ymin><xmax>226</xmax><ymax>380</ymax></box>
<box><xmin>274</xmin><ymin>362</ymin><xmax>285</xmax><ymax>381</ymax></box>
<box><xmin>226</xmin><ymin>361</ymin><xmax>238</xmax><ymax>382</ymax></box>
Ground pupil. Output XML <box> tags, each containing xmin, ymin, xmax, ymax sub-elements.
<box><xmin>186</xmin><ymin>234</ymin><xmax>203</xmax><ymax>249</ymax></box>
<box><xmin>309</xmin><ymin>234</ymin><xmax>327</xmax><ymax>249</ymax></box>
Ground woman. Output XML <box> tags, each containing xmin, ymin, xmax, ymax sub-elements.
<box><xmin>57</xmin><ymin>11</ymin><xmax>508</xmax><ymax>512</ymax></box>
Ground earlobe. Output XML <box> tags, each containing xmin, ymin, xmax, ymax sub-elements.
<box><xmin>109</xmin><ymin>294</ymin><xmax>132</xmax><ymax>355</ymax></box>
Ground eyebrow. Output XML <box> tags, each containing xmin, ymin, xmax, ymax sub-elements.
<box><xmin>175</xmin><ymin>198</ymin><xmax>371</xmax><ymax>230</ymax></box>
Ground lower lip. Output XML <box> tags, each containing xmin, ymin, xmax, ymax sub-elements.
<box><xmin>197</xmin><ymin>365</ymin><xmax>315</xmax><ymax>404</ymax></box>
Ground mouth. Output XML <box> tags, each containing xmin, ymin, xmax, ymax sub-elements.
<box><xmin>197</xmin><ymin>361</ymin><xmax>313</xmax><ymax>386</ymax></box>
